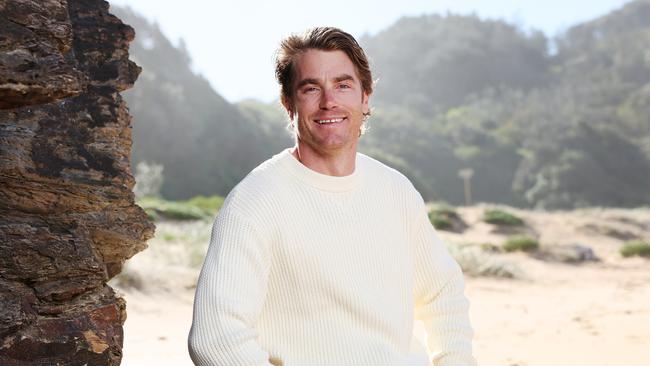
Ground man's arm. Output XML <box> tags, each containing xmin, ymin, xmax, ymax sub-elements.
<box><xmin>411</xmin><ymin>202</ymin><xmax>477</xmax><ymax>366</ymax></box>
<box><xmin>188</xmin><ymin>203</ymin><xmax>273</xmax><ymax>366</ymax></box>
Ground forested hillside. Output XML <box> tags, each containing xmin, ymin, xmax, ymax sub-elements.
<box><xmin>110</xmin><ymin>7</ymin><xmax>292</xmax><ymax>200</ymax></box>
<box><xmin>112</xmin><ymin>1</ymin><xmax>650</xmax><ymax>208</ymax></box>
<box><xmin>359</xmin><ymin>0</ymin><xmax>650</xmax><ymax>208</ymax></box>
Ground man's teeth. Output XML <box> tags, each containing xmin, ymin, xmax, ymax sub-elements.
<box><xmin>316</xmin><ymin>118</ymin><xmax>344</xmax><ymax>124</ymax></box>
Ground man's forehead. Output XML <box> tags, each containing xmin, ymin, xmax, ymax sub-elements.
<box><xmin>293</xmin><ymin>49</ymin><xmax>360</xmax><ymax>82</ymax></box>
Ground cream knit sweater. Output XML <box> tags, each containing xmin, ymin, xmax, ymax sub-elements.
<box><xmin>188</xmin><ymin>148</ymin><xmax>476</xmax><ymax>366</ymax></box>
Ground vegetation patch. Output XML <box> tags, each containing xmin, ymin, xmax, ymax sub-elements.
<box><xmin>620</xmin><ymin>240</ymin><xmax>650</xmax><ymax>258</ymax></box>
<box><xmin>483</xmin><ymin>208</ymin><xmax>525</xmax><ymax>226</ymax></box>
<box><xmin>479</xmin><ymin>242</ymin><xmax>503</xmax><ymax>253</ymax></box>
<box><xmin>428</xmin><ymin>205</ymin><xmax>455</xmax><ymax>230</ymax></box>
<box><xmin>161</xmin><ymin>232</ymin><xmax>177</xmax><ymax>242</ymax></box>
<box><xmin>137</xmin><ymin>195</ymin><xmax>224</xmax><ymax>221</ymax></box>
<box><xmin>503</xmin><ymin>236</ymin><xmax>539</xmax><ymax>252</ymax></box>
<box><xmin>428</xmin><ymin>203</ymin><xmax>467</xmax><ymax>232</ymax></box>
<box><xmin>184</xmin><ymin>195</ymin><xmax>225</xmax><ymax>215</ymax></box>
<box><xmin>447</xmin><ymin>243</ymin><xmax>523</xmax><ymax>279</ymax></box>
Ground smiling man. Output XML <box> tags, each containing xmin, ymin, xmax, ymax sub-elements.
<box><xmin>188</xmin><ymin>27</ymin><xmax>476</xmax><ymax>366</ymax></box>
<box><xmin>286</xmin><ymin>47</ymin><xmax>369</xmax><ymax>174</ymax></box>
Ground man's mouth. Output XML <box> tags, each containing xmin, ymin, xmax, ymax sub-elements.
<box><xmin>315</xmin><ymin>117</ymin><xmax>345</xmax><ymax>124</ymax></box>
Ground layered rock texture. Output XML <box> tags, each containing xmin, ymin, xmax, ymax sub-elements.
<box><xmin>0</xmin><ymin>1</ymin><xmax>154</xmax><ymax>364</ymax></box>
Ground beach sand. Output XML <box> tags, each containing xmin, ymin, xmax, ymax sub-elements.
<box><xmin>114</xmin><ymin>206</ymin><xmax>650</xmax><ymax>365</ymax></box>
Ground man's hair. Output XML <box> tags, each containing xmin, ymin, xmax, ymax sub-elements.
<box><xmin>275</xmin><ymin>27</ymin><xmax>373</xmax><ymax>118</ymax></box>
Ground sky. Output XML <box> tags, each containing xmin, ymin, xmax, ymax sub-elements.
<box><xmin>109</xmin><ymin>0</ymin><xmax>631</xmax><ymax>103</ymax></box>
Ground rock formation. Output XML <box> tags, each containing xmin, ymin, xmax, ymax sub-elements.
<box><xmin>0</xmin><ymin>0</ymin><xmax>154</xmax><ymax>364</ymax></box>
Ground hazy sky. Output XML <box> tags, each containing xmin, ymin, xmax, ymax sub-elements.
<box><xmin>109</xmin><ymin>0</ymin><xmax>631</xmax><ymax>103</ymax></box>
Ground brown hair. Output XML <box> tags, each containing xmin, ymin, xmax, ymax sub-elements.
<box><xmin>275</xmin><ymin>27</ymin><xmax>373</xmax><ymax>117</ymax></box>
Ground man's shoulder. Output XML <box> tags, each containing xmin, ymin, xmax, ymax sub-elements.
<box><xmin>358</xmin><ymin>152</ymin><xmax>425</xmax><ymax>211</ymax></box>
<box><xmin>358</xmin><ymin>152</ymin><xmax>415</xmax><ymax>190</ymax></box>
<box><xmin>241</xmin><ymin>149</ymin><xmax>288</xmax><ymax>183</ymax></box>
<box><xmin>221</xmin><ymin>149</ymin><xmax>292</xmax><ymax>211</ymax></box>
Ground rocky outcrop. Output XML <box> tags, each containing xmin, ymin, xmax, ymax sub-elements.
<box><xmin>0</xmin><ymin>1</ymin><xmax>154</xmax><ymax>365</ymax></box>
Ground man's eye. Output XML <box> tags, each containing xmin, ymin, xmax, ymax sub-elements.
<box><xmin>339</xmin><ymin>84</ymin><xmax>351</xmax><ymax>89</ymax></box>
<box><xmin>304</xmin><ymin>87</ymin><xmax>319</xmax><ymax>93</ymax></box>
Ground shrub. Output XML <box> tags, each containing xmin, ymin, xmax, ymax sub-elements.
<box><xmin>429</xmin><ymin>211</ymin><xmax>452</xmax><ymax>230</ymax></box>
<box><xmin>479</xmin><ymin>242</ymin><xmax>502</xmax><ymax>253</ymax></box>
<box><xmin>161</xmin><ymin>232</ymin><xmax>177</xmax><ymax>242</ymax></box>
<box><xmin>428</xmin><ymin>204</ymin><xmax>459</xmax><ymax>231</ymax></box>
<box><xmin>503</xmin><ymin>236</ymin><xmax>539</xmax><ymax>252</ymax></box>
<box><xmin>137</xmin><ymin>195</ymin><xmax>166</xmax><ymax>208</ymax></box>
<box><xmin>483</xmin><ymin>209</ymin><xmax>524</xmax><ymax>226</ymax></box>
<box><xmin>137</xmin><ymin>196</ymin><xmax>208</xmax><ymax>221</ymax></box>
<box><xmin>184</xmin><ymin>195</ymin><xmax>225</xmax><ymax>215</ymax></box>
<box><xmin>620</xmin><ymin>241</ymin><xmax>650</xmax><ymax>258</ymax></box>
<box><xmin>447</xmin><ymin>243</ymin><xmax>523</xmax><ymax>279</ymax></box>
<box><xmin>143</xmin><ymin>207</ymin><xmax>159</xmax><ymax>221</ymax></box>
<box><xmin>161</xmin><ymin>202</ymin><xmax>206</xmax><ymax>220</ymax></box>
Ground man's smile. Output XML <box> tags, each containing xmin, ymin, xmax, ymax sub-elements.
<box><xmin>314</xmin><ymin>117</ymin><xmax>346</xmax><ymax>124</ymax></box>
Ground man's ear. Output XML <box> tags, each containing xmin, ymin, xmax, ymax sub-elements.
<box><xmin>281</xmin><ymin>95</ymin><xmax>294</xmax><ymax>120</ymax></box>
<box><xmin>361</xmin><ymin>91</ymin><xmax>370</xmax><ymax>115</ymax></box>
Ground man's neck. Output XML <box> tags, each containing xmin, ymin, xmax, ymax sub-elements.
<box><xmin>291</xmin><ymin>143</ymin><xmax>357</xmax><ymax>177</ymax></box>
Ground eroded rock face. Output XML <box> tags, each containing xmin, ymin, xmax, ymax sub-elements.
<box><xmin>0</xmin><ymin>0</ymin><xmax>154</xmax><ymax>364</ymax></box>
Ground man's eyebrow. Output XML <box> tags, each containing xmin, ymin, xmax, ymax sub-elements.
<box><xmin>296</xmin><ymin>74</ymin><xmax>356</xmax><ymax>89</ymax></box>
<box><xmin>296</xmin><ymin>78</ymin><xmax>319</xmax><ymax>89</ymax></box>
<box><xmin>333</xmin><ymin>74</ymin><xmax>355</xmax><ymax>83</ymax></box>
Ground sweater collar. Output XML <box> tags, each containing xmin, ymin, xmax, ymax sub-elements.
<box><xmin>277</xmin><ymin>148</ymin><xmax>362</xmax><ymax>192</ymax></box>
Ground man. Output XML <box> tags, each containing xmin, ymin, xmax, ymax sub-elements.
<box><xmin>188</xmin><ymin>27</ymin><xmax>476</xmax><ymax>366</ymax></box>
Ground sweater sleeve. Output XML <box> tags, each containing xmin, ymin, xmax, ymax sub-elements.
<box><xmin>188</xmin><ymin>203</ymin><xmax>273</xmax><ymax>366</ymax></box>
<box><xmin>410</xmin><ymin>198</ymin><xmax>477</xmax><ymax>366</ymax></box>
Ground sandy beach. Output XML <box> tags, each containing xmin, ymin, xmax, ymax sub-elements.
<box><xmin>113</xmin><ymin>205</ymin><xmax>650</xmax><ymax>365</ymax></box>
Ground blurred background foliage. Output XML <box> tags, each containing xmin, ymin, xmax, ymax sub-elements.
<box><xmin>112</xmin><ymin>0</ymin><xmax>650</xmax><ymax>209</ymax></box>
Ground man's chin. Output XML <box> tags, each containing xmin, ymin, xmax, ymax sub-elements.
<box><xmin>299</xmin><ymin>137</ymin><xmax>355</xmax><ymax>153</ymax></box>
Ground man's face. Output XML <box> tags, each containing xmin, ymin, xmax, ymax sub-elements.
<box><xmin>287</xmin><ymin>49</ymin><xmax>369</xmax><ymax>155</ymax></box>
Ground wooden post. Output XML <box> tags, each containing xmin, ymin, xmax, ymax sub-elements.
<box><xmin>458</xmin><ymin>168</ymin><xmax>474</xmax><ymax>206</ymax></box>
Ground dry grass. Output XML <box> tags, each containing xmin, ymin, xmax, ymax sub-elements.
<box><xmin>109</xmin><ymin>219</ymin><xmax>213</xmax><ymax>293</ymax></box>
<box><xmin>447</xmin><ymin>243</ymin><xmax>525</xmax><ymax>279</ymax></box>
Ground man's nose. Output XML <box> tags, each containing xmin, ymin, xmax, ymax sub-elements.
<box><xmin>319</xmin><ymin>88</ymin><xmax>337</xmax><ymax>110</ymax></box>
